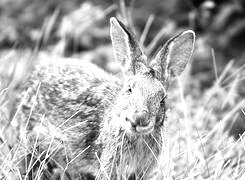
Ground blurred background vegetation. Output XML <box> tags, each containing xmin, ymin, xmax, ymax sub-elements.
<box><xmin>1</xmin><ymin>0</ymin><xmax>245</xmax><ymax>84</ymax></box>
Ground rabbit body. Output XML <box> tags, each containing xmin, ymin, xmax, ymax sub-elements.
<box><xmin>16</xmin><ymin>58</ymin><xmax>162</xmax><ymax>179</ymax></box>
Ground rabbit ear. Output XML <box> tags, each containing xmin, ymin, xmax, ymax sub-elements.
<box><xmin>110</xmin><ymin>17</ymin><xmax>147</xmax><ymax>77</ymax></box>
<box><xmin>150</xmin><ymin>30</ymin><xmax>195</xmax><ymax>84</ymax></box>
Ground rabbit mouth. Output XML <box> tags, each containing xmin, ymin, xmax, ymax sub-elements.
<box><xmin>134</xmin><ymin>120</ymin><xmax>155</xmax><ymax>134</ymax></box>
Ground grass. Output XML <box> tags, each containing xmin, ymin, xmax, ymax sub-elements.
<box><xmin>161</xmin><ymin>60</ymin><xmax>245</xmax><ymax>179</ymax></box>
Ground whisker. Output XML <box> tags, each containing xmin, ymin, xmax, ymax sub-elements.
<box><xmin>143</xmin><ymin>138</ymin><xmax>158</xmax><ymax>163</ymax></box>
<box><xmin>150</xmin><ymin>133</ymin><xmax>161</xmax><ymax>148</ymax></box>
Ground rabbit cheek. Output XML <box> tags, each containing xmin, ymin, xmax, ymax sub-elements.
<box><xmin>155</xmin><ymin>108</ymin><xmax>166</xmax><ymax>126</ymax></box>
<box><xmin>114</xmin><ymin>100</ymin><xmax>132</xmax><ymax>132</ymax></box>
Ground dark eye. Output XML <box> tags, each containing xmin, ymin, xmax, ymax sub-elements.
<box><xmin>127</xmin><ymin>85</ymin><xmax>132</xmax><ymax>94</ymax></box>
<box><xmin>160</xmin><ymin>94</ymin><xmax>167</xmax><ymax>106</ymax></box>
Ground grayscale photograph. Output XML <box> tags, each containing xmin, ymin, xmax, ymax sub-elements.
<box><xmin>0</xmin><ymin>0</ymin><xmax>245</xmax><ymax>179</ymax></box>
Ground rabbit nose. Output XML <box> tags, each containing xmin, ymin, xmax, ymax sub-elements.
<box><xmin>133</xmin><ymin>110</ymin><xmax>150</xmax><ymax>127</ymax></box>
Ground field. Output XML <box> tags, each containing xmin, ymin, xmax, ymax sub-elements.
<box><xmin>1</xmin><ymin>0</ymin><xmax>245</xmax><ymax>179</ymax></box>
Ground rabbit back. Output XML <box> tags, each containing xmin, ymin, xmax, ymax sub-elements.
<box><xmin>14</xmin><ymin>58</ymin><xmax>121</xmax><ymax>175</ymax></box>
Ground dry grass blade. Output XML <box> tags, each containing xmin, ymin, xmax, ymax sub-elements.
<box><xmin>211</xmin><ymin>48</ymin><xmax>218</xmax><ymax>81</ymax></box>
<box><xmin>150</xmin><ymin>133</ymin><xmax>161</xmax><ymax>148</ymax></box>
<box><xmin>241</xmin><ymin>109</ymin><xmax>245</xmax><ymax>116</ymax></box>
<box><xmin>146</xmin><ymin>22</ymin><xmax>175</xmax><ymax>55</ymax></box>
<box><xmin>143</xmin><ymin>138</ymin><xmax>158</xmax><ymax>163</ymax></box>
<box><xmin>24</xmin><ymin>82</ymin><xmax>41</xmax><ymax>131</ymax></box>
<box><xmin>95</xmin><ymin>152</ymin><xmax>110</xmax><ymax>180</ymax></box>
<box><xmin>60</xmin><ymin>145</ymin><xmax>91</xmax><ymax>179</ymax></box>
<box><xmin>60</xmin><ymin>120</ymin><xmax>88</xmax><ymax>133</ymax></box>
<box><xmin>57</xmin><ymin>110</ymin><xmax>83</xmax><ymax>128</ymax></box>
<box><xmin>140</xmin><ymin>14</ymin><xmax>155</xmax><ymax>47</ymax></box>
<box><xmin>195</xmin><ymin>128</ymin><xmax>211</xmax><ymax>178</ymax></box>
<box><xmin>222</xmin><ymin>74</ymin><xmax>239</xmax><ymax>108</ymax></box>
<box><xmin>223</xmin><ymin>62</ymin><xmax>245</xmax><ymax>85</ymax></box>
<box><xmin>177</xmin><ymin>77</ymin><xmax>192</xmax><ymax>165</ymax></box>
<box><xmin>34</xmin><ymin>135</ymin><xmax>56</xmax><ymax>180</ymax></box>
<box><xmin>214</xmin><ymin>60</ymin><xmax>234</xmax><ymax>87</ymax></box>
<box><xmin>39</xmin><ymin>9</ymin><xmax>60</xmax><ymax>48</ymax></box>
<box><xmin>24</xmin><ymin>114</ymin><xmax>45</xmax><ymax>180</ymax></box>
<box><xmin>119</xmin><ymin>0</ymin><xmax>136</xmax><ymax>35</ymax></box>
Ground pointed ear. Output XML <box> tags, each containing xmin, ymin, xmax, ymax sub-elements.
<box><xmin>150</xmin><ymin>30</ymin><xmax>195</xmax><ymax>84</ymax></box>
<box><xmin>110</xmin><ymin>17</ymin><xmax>147</xmax><ymax>77</ymax></box>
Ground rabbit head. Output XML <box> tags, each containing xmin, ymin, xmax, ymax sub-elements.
<box><xmin>110</xmin><ymin>17</ymin><xmax>195</xmax><ymax>135</ymax></box>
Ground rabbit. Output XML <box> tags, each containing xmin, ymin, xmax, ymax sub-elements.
<box><xmin>12</xmin><ymin>17</ymin><xmax>195</xmax><ymax>180</ymax></box>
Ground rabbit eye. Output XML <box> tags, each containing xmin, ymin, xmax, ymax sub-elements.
<box><xmin>127</xmin><ymin>86</ymin><xmax>132</xmax><ymax>94</ymax></box>
<box><xmin>160</xmin><ymin>99</ymin><xmax>165</xmax><ymax>106</ymax></box>
<box><xmin>160</xmin><ymin>94</ymin><xmax>167</xmax><ymax>106</ymax></box>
